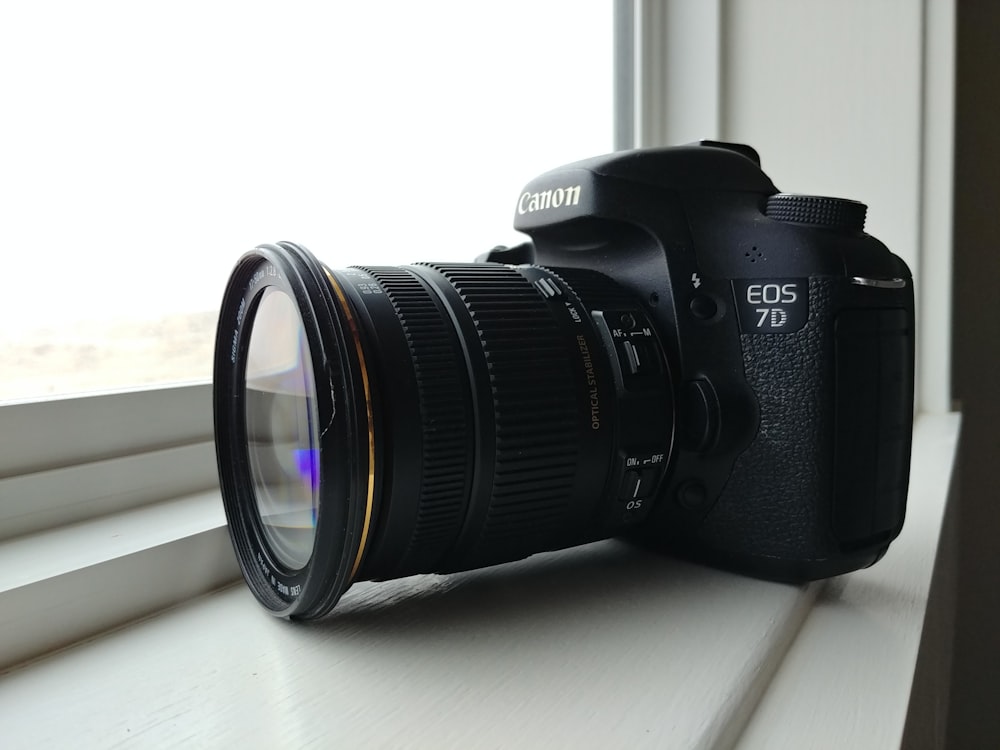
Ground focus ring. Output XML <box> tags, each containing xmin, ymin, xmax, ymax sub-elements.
<box><xmin>358</xmin><ymin>267</ymin><xmax>473</xmax><ymax>573</ymax></box>
<box><xmin>425</xmin><ymin>264</ymin><xmax>579</xmax><ymax>565</ymax></box>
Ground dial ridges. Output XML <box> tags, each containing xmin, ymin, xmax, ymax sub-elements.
<box><xmin>359</xmin><ymin>267</ymin><xmax>471</xmax><ymax>554</ymax></box>
<box><xmin>426</xmin><ymin>264</ymin><xmax>579</xmax><ymax>542</ymax></box>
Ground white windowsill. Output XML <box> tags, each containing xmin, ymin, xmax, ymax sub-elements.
<box><xmin>0</xmin><ymin>491</ymin><xmax>238</xmax><ymax>669</ymax></box>
<box><xmin>0</xmin><ymin>413</ymin><xmax>959</xmax><ymax>749</ymax></box>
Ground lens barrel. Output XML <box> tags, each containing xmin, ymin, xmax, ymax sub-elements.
<box><xmin>214</xmin><ymin>242</ymin><xmax>672</xmax><ymax>617</ymax></box>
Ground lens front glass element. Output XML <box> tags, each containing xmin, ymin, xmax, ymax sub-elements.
<box><xmin>244</xmin><ymin>287</ymin><xmax>320</xmax><ymax>570</ymax></box>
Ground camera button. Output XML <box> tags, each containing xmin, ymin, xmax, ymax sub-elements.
<box><xmin>689</xmin><ymin>294</ymin><xmax>718</xmax><ymax>321</ymax></box>
<box><xmin>678</xmin><ymin>379</ymin><xmax>718</xmax><ymax>452</ymax></box>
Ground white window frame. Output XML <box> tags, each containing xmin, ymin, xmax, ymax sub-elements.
<box><xmin>0</xmin><ymin>0</ymin><xmax>956</xmax><ymax>670</ymax></box>
<box><xmin>0</xmin><ymin>384</ymin><xmax>215</xmax><ymax>541</ymax></box>
<box><xmin>0</xmin><ymin>385</ymin><xmax>234</xmax><ymax>668</ymax></box>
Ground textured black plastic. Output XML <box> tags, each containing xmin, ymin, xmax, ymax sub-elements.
<box><xmin>765</xmin><ymin>194</ymin><xmax>867</xmax><ymax>233</ymax></box>
<box><xmin>425</xmin><ymin>264</ymin><xmax>582</xmax><ymax>567</ymax></box>
<box><xmin>358</xmin><ymin>267</ymin><xmax>473</xmax><ymax>575</ymax></box>
<box><xmin>684</xmin><ymin>276</ymin><xmax>914</xmax><ymax>578</ymax></box>
<box><xmin>832</xmin><ymin>308</ymin><xmax>911</xmax><ymax>543</ymax></box>
<box><xmin>696</xmin><ymin>278</ymin><xmax>838</xmax><ymax>561</ymax></box>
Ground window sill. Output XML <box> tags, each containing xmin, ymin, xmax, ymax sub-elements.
<box><xmin>0</xmin><ymin>491</ymin><xmax>238</xmax><ymax>669</ymax></box>
<box><xmin>0</xmin><ymin>413</ymin><xmax>959</xmax><ymax>748</ymax></box>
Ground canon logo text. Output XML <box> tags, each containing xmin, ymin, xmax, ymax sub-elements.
<box><xmin>517</xmin><ymin>185</ymin><xmax>582</xmax><ymax>215</ymax></box>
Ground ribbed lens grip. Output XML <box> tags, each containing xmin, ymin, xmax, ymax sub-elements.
<box><xmin>425</xmin><ymin>264</ymin><xmax>580</xmax><ymax>564</ymax></box>
<box><xmin>359</xmin><ymin>267</ymin><xmax>473</xmax><ymax>572</ymax></box>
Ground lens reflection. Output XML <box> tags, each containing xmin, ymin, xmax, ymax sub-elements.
<box><xmin>244</xmin><ymin>287</ymin><xmax>319</xmax><ymax>570</ymax></box>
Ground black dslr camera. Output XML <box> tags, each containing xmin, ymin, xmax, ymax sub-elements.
<box><xmin>214</xmin><ymin>141</ymin><xmax>915</xmax><ymax>618</ymax></box>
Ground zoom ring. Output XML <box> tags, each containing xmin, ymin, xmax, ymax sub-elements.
<box><xmin>426</xmin><ymin>264</ymin><xmax>580</xmax><ymax>562</ymax></box>
<box><xmin>359</xmin><ymin>267</ymin><xmax>472</xmax><ymax>566</ymax></box>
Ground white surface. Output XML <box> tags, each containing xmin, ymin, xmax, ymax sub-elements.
<box><xmin>0</xmin><ymin>492</ymin><xmax>238</xmax><ymax>669</ymax></box>
<box><xmin>0</xmin><ymin>414</ymin><xmax>958</xmax><ymax>749</ymax></box>
<box><xmin>917</xmin><ymin>0</ymin><xmax>956</xmax><ymax>413</ymax></box>
<box><xmin>0</xmin><ymin>441</ymin><xmax>217</xmax><ymax>542</ymax></box>
<box><xmin>0</xmin><ymin>550</ymin><xmax>818</xmax><ymax>750</ymax></box>
<box><xmin>0</xmin><ymin>383</ymin><xmax>229</xmax><ymax>665</ymax></box>
<box><xmin>0</xmin><ymin>384</ymin><xmax>217</xmax><ymax>540</ymax></box>
<box><xmin>635</xmin><ymin>0</ymin><xmax>722</xmax><ymax>146</ymax></box>
<box><xmin>0</xmin><ymin>384</ymin><xmax>213</xmax><ymax>472</ymax></box>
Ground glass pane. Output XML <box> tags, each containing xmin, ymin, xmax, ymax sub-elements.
<box><xmin>0</xmin><ymin>1</ymin><xmax>612</xmax><ymax>402</ymax></box>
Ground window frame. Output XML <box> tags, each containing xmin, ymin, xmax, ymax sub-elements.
<box><xmin>0</xmin><ymin>384</ymin><xmax>215</xmax><ymax>541</ymax></box>
<box><xmin>0</xmin><ymin>385</ymin><xmax>232</xmax><ymax>668</ymax></box>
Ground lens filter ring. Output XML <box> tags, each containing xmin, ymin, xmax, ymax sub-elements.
<box><xmin>213</xmin><ymin>242</ymin><xmax>374</xmax><ymax>618</ymax></box>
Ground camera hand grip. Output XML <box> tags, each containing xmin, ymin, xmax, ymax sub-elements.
<box><xmin>831</xmin><ymin>308</ymin><xmax>913</xmax><ymax>544</ymax></box>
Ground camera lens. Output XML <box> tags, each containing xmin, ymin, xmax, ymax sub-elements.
<box><xmin>214</xmin><ymin>242</ymin><xmax>673</xmax><ymax>618</ymax></box>
<box><xmin>243</xmin><ymin>287</ymin><xmax>319</xmax><ymax>570</ymax></box>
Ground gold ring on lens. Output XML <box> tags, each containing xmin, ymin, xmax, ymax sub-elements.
<box><xmin>324</xmin><ymin>269</ymin><xmax>376</xmax><ymax>580</ymax></box>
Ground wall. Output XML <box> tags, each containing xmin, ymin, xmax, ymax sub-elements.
<box><xmin>949</xmin><ymin>1</ymin><xmax>1000</xmax><ymax>746</ymax></box>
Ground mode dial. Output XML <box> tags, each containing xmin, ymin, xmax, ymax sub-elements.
<box><xmin>765</xmin><ymin>194</ymin><xmax>867</xmax><ymax>233</ymax></box>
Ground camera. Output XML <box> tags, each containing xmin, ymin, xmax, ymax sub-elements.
<box><xmin>213</xmin><ymin>141</ymin><xmax>915</xmax><ymax>618</ymax></box>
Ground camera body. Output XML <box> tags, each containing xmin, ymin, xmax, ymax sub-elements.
<box><xmin>483</xmin><ymin>141</ymin><xmax>914</xmax><ymax>581</ymax></box>
<box><xmin>215</xmin><ymin>140</ymin><xmax>917</xmax><ymax>619</ymax></box>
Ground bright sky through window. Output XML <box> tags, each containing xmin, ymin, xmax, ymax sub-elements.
<box><xmin>0</xmin><ymin>1</ymin><xmax>612</xmax><ymax>400</ymax></box>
